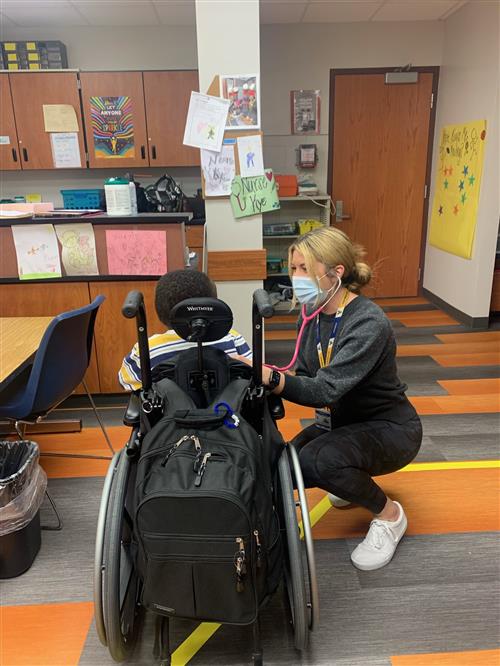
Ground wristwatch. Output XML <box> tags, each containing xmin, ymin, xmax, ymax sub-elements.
<box><xmin>268</xmin><ymin>369</ymin><xmax>281</xmax><ymax>390</ymax></box>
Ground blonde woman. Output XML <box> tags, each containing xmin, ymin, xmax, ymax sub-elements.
<box><xmin>262</xmin><ymin>227</ymin><xmax>422</xmax><ymax>571</ymax></box>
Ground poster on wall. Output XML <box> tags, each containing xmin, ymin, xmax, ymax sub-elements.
<box><xmin>429</xmin><ymin>119</ymin><xmax>486</xmax><ymax>259</ymax></box>
<box><xmin>90</xmin><ymin>96</ymin><xmax>135</xmax><ymax>159</ymax></box>
<box><xmin>220</xmin><ymin>74</ymin><xmax>260</xmax><ymax>130</ymax></box>
<box><xmin>105</xmin><ymin>229</ymin><xmax>167</xmax><ymax>275</ymax></box>
<box><xmin>291</xmin><ymin>90</ymin><xmax>320</xmax><ymax>135</ymax></box>
<box><xmin>230</xmin><ymin>169</ymin><xmax>280</xmax><ymax>219</ymax></box>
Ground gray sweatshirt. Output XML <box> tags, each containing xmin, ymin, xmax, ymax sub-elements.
<box><xmin>280</xmin><ymin>295</ymin><xmax>417</xmax><ymax>427</ymax></box>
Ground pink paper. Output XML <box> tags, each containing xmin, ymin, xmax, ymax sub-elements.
<box><xmin>105</xmin><ymin>229</ymin><xmax>167</xmax><ymax>275</ymax></box>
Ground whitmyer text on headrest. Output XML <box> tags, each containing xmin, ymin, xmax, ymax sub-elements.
<box><xmin>187</xmin><ymin>305</ymin><xmax>214</xmax><ymax>312</ymax></box>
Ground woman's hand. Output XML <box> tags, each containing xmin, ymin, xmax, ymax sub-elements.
<box><xmin>231</xmin><ymin>356</ymin><xmax>284</xmax><ymax>393</ymax></box>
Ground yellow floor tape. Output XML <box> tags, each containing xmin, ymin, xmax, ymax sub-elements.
<box><xmin>169</xmin><ymin>458</ymin><xmax>500</xmax><ymax>665</ymax></box>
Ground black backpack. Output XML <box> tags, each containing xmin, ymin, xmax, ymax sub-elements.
<box><xmin>134</xmin><ymin>377</ymin><xmax>283</xmax><ymax>625</ymax></box>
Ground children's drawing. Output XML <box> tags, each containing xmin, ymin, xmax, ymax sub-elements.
<box><xmin>237</xmin><ymin>134</ymin><xmax>264</xmax><ymax>177</ymax></box>
<box><xmin>201</xmin><ymin>144</ymin><xmax>236</xmax><ymax>197</ymax></box>
<box><xmin>11</xmin><ymin>224</ymin><xmax>62</xmax><ymax>280</ymax></box>
<box><xmin>105</xmin><ymin>230</ymin><xmax>167</xmax><ymax>276</ymax></box>
<box><xmin>429</xmin><ymin>119</ymin><xmax>486</xmax><ymax>259</ymax></box>
<box><xmin>220</xmin><ymin>75</ymin><xmax>260</xmax><ymax>130</ymax></box>
<box><xmin>55</xmin><ymin>223</ymin><xmax>99</xmax><ymax>276</ymax></box>
<box><xmin>183</xmin><ymin>92</ymin><xmax>229</xmax><ymax>152</ymax></box>
<box><xmin>230</xmin><ymin>169</ymin><xmax>280</xmax><ymax>219</ymax></box>
<box><xmin>90</xmin><ymin>96</ymin><xmax>135</xmax><ymax>159</ymax></box>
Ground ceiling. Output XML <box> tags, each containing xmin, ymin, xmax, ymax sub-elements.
<box><xmin>0</xmin><ymin>0</ymin><xmax>468</xmax><ymax>28</ymax></box>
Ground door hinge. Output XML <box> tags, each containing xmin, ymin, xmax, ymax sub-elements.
<box><xmin>424</xmin><ymin>184</ymin><xmax>428</xmax><ymax>199</ymax></box>
<box><xmin>418</xmin><ymin>267</ymin><xmax>422</xmax><ymax>281</ymax></box>
<box><xmin>430</xmin><ymin>92</ymin><xmax>434</xmax><ymax>109</ymax></box>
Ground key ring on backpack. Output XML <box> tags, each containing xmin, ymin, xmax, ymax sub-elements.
<box><xmin>214</xmin><ymin>402</ymin><xmax>240</xmax><ymax>429</ymax></box>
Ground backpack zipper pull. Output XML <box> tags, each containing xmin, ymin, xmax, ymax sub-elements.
<box><xmin>161</xmin><ymin>435</ymin><xmax>190</xmax><ymax>466</ymax></box>
<box><xmin>254</xmin><ymin>530</ymin><xmax>262</xmax><ymax>568</ymax></box>
<box><xmin>234</xmin><ymin>537</ymin><xmax>247</xmax><ymax>592</ymax></box>
<box><xmin>194</xmin><ymin>452</ymin><xmax>211</xmax><ymax>487</ymax></box>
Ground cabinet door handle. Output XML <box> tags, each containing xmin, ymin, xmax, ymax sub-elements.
<box><xmin>141</xmin><ymin>145</ymin><xmax>146</xmax><ymax>159</ymax></box>
<box><xmin>22</xmin><ymin>148</ymin><xmax>29</xmax><ymax>162</ymax></box>
<box><xmin>152</xmin><ymin>145</ymin><xmax>157</xmax><ymax>160</ymax></box>
<box><xmin>11</xmin><ymin>148</ymin><xmax>18</xmax><ymax>162</ymax></box>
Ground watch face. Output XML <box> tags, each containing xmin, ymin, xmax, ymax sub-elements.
<box><xmin>270</xmin><ymin>370</ymin><xmax>280</xmax><ymax>388</ymax></box>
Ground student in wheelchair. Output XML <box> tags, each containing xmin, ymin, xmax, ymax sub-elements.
<box><xmin>118</xmin><ymin>269</ymin><xmax>251</xmax><ymax>391</ymax></box>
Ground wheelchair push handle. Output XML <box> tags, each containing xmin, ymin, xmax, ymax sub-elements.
<box><xmin>122</xmin><ymin>290</ymin><xmax>153</xmax><ymax>392</ymax></box>
<box><xmin>252</xmin><ymin>289</ymin><xmax>274</xmax><ymax>387</ymax></box>
<box><xmin>253</xmin><ymin>289</ymin><xmax>274</xmax><ymax>319</ymax></box>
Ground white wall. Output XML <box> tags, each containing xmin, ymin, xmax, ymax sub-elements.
<box><xmin>260</xmin><ymin>21</ymin><xmax>444</xmax><ymax>192</ymax></box>
<box><xmin>423</xmin><ymin>1</ymin><xmax>500</xmax><ymax>319</ymax></box>
<box><xmin>0</xmin><ymin>25</ymin><xmax>201</xmax><ymax>204</ymax></box>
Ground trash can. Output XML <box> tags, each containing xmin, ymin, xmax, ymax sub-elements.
<box><xmin>0</xmin><ymin>440</ymin><xmax>46</xmax><ymax>578</ymax></box>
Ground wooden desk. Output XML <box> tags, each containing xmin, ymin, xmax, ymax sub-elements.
<box><xmin>0</xmin><ymin>316</ymin><xmax>52</xmax><ymax>388</ymax></box>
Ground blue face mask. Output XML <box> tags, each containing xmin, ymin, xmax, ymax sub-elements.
<box><xmin>292</xmin><ymin>276</ymin><xmax>329</xmax><ymax>306</ymax></box>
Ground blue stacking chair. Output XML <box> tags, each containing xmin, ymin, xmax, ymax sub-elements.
<box><xmin>0</xmin><ymin>295</ymin><xmax>114</xmax><ymax>460</ymax></box>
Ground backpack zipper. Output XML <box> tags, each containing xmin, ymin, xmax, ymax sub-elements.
<box><xmin>161</xmin><ymin>435</ymin><xmax>201</xmax><ymax>467</ymax></box>
<box><xmin>234</xmin><ymin>536</ymin><xmax>247</xmax><ymax>592</ymax></box>
<box><xmin>253</xmin><ymin>530</ymin><xmax>262</xmax><ymax>568</ymax></box>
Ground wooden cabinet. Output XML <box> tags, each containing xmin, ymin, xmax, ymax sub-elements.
<box><xmin>0</xmin><ymin>282</ymin><xmax>100</xmax><ymax>393</ymax></box>
<box><xmin>143</xmin><ymin>70</ymin><xmax>199</xmax><ymax>167</ymax></box>
<box><xmin>89</xmin><ymin>281</ymin><xmax>163</xmax><ymax>393</ymax></box>
<box><xmin>0</xmin><ymin>74</ymin><xmax>21</xmax><ymax>171</ymax></box>
<box><xmin>80</xmin><ymin>71</ymin><xmax>149</xmax><ymax>169</ymax></box>
<box><xmin>8</xmin><ymin>72</ymin><xmax>85</xmax><ymax>170</ymax></box>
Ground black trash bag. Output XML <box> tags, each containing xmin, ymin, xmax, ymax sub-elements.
<box><xmin>0</xmin><ymin>441</ymin><xmax>47</xmax><ymax>536</ymax></box>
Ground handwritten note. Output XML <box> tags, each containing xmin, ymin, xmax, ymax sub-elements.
<box><xmin>183</xmin><ymin>92</ymin><xmax>229</xmax><ymax>152</ymax></box>
<box><xmin>42</xmin><ymin>104</ymin><xmax>79</xmax><ymax>132</ymax></box>
<box><xmin>56</xmin><ymin>223</ymin><xmax>99</xmax><ymax>276</ymax></box>
<box><xmin>106</xmin><ymin>230</ymin><xmax>167</xmax><ymax>276</ymax></box>
<box><xmin>201</xmin><ymin>144</ymin><xmax>236</xmax><ymax>196</ymax></box>
<box><xmin>11</xmin><ymin>224</ymin><xmax>62</xmax><ymax>280</ymax></box>
<box><xmin>50</xmin><ymin>133</ymin><xmax>81</xmax><ymax>168</ymax></box>
<box><xmin>230</xmin><ymin>169</ymin><xmax>280</xmax><ymax>219</ymax></box>
<box><xmin>236</xmin><ymin>134</ymin><xmax>264</xmax><ymax>177</ymax></box>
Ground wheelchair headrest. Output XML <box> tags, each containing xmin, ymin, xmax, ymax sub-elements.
<box><xmin>170</xmin><ymin>298</ymin><xmax>233</xmax><ymax>343</ymax></box>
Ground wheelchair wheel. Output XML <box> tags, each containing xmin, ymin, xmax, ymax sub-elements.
<box><xmin>277</xmin><ymin>448</ymin><xmax>309</xmax><ymax>650</ymax></box>
<box><xmin>94</xmin><ymin>451</ymin><xmax>121</xmax><ymax>646</ymax></box>
<box><xmin>288</xmin><ymin>443</ymin><xmax>319</xmax><ymax>632</ymax></box>
<box><xmin>103</xmin><ymin>448</ymin><xmax>141</xmax><ymax>661</ymax></box>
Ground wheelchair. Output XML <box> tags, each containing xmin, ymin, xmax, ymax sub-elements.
<box><xmin>93</xmin><ymin>288</ymin><xmax>319</xmax><ymax>665</ymax></box>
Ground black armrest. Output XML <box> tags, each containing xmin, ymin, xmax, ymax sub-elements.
<box><xmin>123</xmin><ymin>393</ymin><xmax>141</xmax><ymax>427</ymax></box>
<box><xmin>268</xmin><ymin>393</ymin><xmax>285</xmax><ymax>421</ymax></box>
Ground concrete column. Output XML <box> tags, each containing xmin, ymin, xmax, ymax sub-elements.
<box><xmin>195</xmin><ymin>0</ymin><xmax>262</xmax><ymax>343</ymax></box>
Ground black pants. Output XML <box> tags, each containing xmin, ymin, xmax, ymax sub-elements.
<box><xmin>291</xmin><ymin>416</ymin><xmax>422</xmax><ymax>514</ymax></box>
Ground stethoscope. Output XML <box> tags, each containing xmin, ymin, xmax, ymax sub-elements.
<box><xmin>266</xmin><ymin>275</ymin><xmax>345</xmax><ymax>373</ymax></box>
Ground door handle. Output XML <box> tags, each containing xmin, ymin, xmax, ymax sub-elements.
<box><xmin>335</xmin><ymin>200</ymin><xmax>351</xmax><ymax>222</ymax></box>
<box><xmin>140</xmin><ymin>145</ymin><xmax>146</xmax><ymax>159</ymax></box>
<box><xmin>22</xmin><ymin>147</ymin><xmax>29</xmax><ymax>162</ymax></box>
<box><xmin>11</xmin><ymin>148</ymin><xmax>18</xmax><ymax>162</ymax></box>
<box><xmin>151</xmin><ymin>145</ymin><xmax>157</xmax><ymax>160</ymax></box>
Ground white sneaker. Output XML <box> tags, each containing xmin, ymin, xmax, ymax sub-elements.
<box><xmin>327</xmin><ymin>493</ymin><xmax>352</xmax><ymax>508</ymax></box>
<box><xmin>350</xmin><ymin>501</ymin><xmax>407</xmax><ymax>571</ymax></box>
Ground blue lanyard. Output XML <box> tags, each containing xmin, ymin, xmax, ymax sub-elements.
<box><xmin>315</xmin><ymin>291</ymin><xmax>349</xmax><ymax>368</ymax></box>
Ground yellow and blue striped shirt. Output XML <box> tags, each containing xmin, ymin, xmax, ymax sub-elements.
<box><xmin>118</xmin><ymin>328</ymin><xmax>252</xmax><ymax>391</ymax></box>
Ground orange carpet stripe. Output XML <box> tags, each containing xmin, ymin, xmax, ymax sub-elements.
<box><xmin>437</xmin><ymin>331</ymin><xmax>500</xmax><ymax>343</ymax></box>
<box><xmin>308</xmin><ymin>467</ymin><xmax>500</xmax><ymax>539</ymax></box>
<box><xmin>433</xmin><ymin>352</ymin><xmax>500</xmax><ymax>367</ymax></box>
<box><xmin>0</xmin><ymin>601</ymin><xmax>94</xmax><ymax>666</ymax></box>
<box><xmin>397</xmin><ymin>340</ymin><xmax>499</xmax><ymax>357</ymax></box>
<box><xmin>391</xmin><ymin>648</ymin><xmax>500</xmax><ymax>665</ymax></box>
<box><xmin>387</xmin><ymin>311</ymin><xmax>459</xmax><ymax>327</ymax></box>
<box><xmin>265</xmin><ymin>329</ymin><xmax>297</xmax><ymax>340</ymax></box>
<box><xmin>281</xmin><ymin>400</ymin><xmax>315</xmax><ymax>419</ymax></box>
<box><xmin>374</xmin><ymin>297</ymin><xmax>430</xmax><ymax>306</ymax></box>
<box><xmin>410</xmin><ymin>393</ymin><xmax>500</xmax><ymax>415</ymax></box>
<box><xmin>437</xmin><ymin>377</ymin><xmax>500</xmax><ymax>395</ymax></box>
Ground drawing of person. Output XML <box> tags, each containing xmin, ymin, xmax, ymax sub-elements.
<box><xmin>111</xmin><ymin>135</ymin><xmax>118</xmax><ymax>154</ymax></box>
<box><xmin>246</xmin><ymin>151</ymin><xmax>255</xmax><ymax>169</ymax></box>
<box><xmin>207</xmin><ymin>125</ymin><xmax>215</xmax><ymax>140</ymax></box>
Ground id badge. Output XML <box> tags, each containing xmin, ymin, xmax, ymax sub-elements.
<box><xmin>315</xmin><ymin>408</ymin><xmax>331</xmax><ymax>431</ymax></box>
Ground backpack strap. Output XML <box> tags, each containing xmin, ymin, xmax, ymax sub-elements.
<box><xmin>208</xmin><ymin>378</ymin><xmax>251</xmax><ymax>415</ymax></box>
<box><xmin>153</xmin><ymin>377</ymin><xmax>197</xmax><ymax>416</ymax></box>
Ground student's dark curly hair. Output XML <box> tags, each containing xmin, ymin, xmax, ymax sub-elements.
<box><xmin>155</xmin><ymin>269</ymin><xmax>217</xmax><ymax>327</ymax></box>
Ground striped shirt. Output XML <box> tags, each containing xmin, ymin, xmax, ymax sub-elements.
<box><xmin>118</xmin><ymin>328</ymin><xmax>252</xmax><ymax>391</ymax></box>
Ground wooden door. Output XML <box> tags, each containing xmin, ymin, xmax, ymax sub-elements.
<box><xmin>9</xmin><ymin>72</ymin><xmax>85</xmax><ymax>170</ymax></box>
<box><xmin>329</xmin><ymin>70</ymin><xmax>437</xmax><ymax>297</ymax></box>
<box><xmin>0</xmin><ymin>74</ymin><xmax>21</xmax><ymax>170</ymax></box>
<box><xmin>80</xmin><ymin>72</ymin><xmax>149</xmax><ymax>169</ymax></box>
<box><xmin>0</xmin><ymin>283</ymin><xmax>100</xmax><ymax>393</ymax></box>
<box><xmin>89</xmin><ymin>281</ymin><xmax>163</xmax><ymax>393</ymax></box>
<box><xmin>143</xmin><ymin>70</ymin><xmax>200</xmax><ymax>167</ymax></box>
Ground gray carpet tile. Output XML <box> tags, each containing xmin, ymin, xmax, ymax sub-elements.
<box><xmin>413</xmin><ymin>435</ymin><xmax>447</xmax><ymax>462</ymax></box>
<box><xmin>420</xmin><ymin>413</ymin><xmax>500</xmax><ymax>437</ymax></box>
<box><xmin>1</xmin><ymin>476</ymin><xmax>102</xmax><ymax>606</ymax></box>
<box><xmin>428</xmin><ymin>433</ymin><xmax>500</xmax><ymax>460</ymax></box>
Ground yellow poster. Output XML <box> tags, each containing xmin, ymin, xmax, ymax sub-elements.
<box><xmin>429</xmin><ymin>120</ymin><xmax>486</xmax><ymax>259</ymax></box>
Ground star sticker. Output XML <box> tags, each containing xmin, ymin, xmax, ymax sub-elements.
<box><xmin>459</xmin><ymin>180</ymin><xmax>465</xmax><ymax>191</ymax></box>
<box><xmin>461</xmin><ymin>192</ymin><xmax>467</xmax><ymax>204</ymax></box>
<box><xmin>468</xmin><ymin>174</ymin><xmax>475</xmax><ymax>186</ymax></box>
<box><xmin>462</xmin><ymin>165</ymin><xmax>469</xmax><ymax>176</ymax></box>
<box><xmin>443</xmin><ymin>179</ymin><xmax>449</xmax><ymax>189</ymax></box>
<box><xmin>453</xmin><ymin>204</ymin><xmax>459</xmax><ymax>215</ymax></box>
<box><xmin>438</xmin><ymin>205</ymin><xmax>443</xmax><ymax>215</ymax></box>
